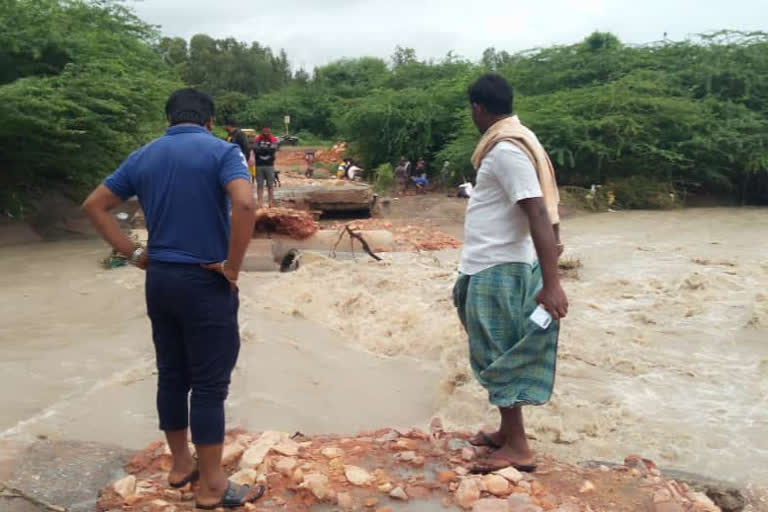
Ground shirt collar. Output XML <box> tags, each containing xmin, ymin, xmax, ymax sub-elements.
<box><xmin>165</xmin><ymin>125</ymin><xmax>210</xmax><ymax>136</ymax></box>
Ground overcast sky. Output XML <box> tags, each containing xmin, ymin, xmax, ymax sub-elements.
<box><xmin>130</xmin><ymin>0</ymin><xmax>768</xmax><ymax>70</ymax></box>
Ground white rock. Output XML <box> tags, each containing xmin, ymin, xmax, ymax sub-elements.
<box><xmin>344</xmin><ymin>465</ymin><xmax>373</xmax><ymax>486</ymax></box>
<box><xmin>472</xmin><ymin>498</ymin><xmax>509</xmax><ymax>512</ymax></box>
<box><xmin>273</xmin><ymin>439</ymin><xmax>300</xmax><ymax>457</ymax></box>
<box><xmin>579</xmin><ymin>480</ymin><xmax>596</xmax><ymax>494</ymax></box>
<box><xmin>336</xmin><ymin>491</ymin><xmax>354</xmax><ymax>510</ymax></box>
<box><xmin>482</xmin><ymin>474</ymin><xmax>510</xmax><ymax>496</ymax></box>
<box><xmin>398</xmin><ymin>451</ymin><xmax>416</xmax><ymax>462</ymax></box>
<box><xmin>274</xmin><ymin>457</ymin><xmax>298</xmax><ymax>476</ymax></box>
<box><xmin>222</xmin><ymin>442</ymin><xmax>246</xmax><ymax>465</ymax></box>
<box><xmin>455</xmin><ymin>478</ymin><xmax>482</xmax><ymax>509</ymax></box>
<box><xmin>239</xmin><ymin>431</ymin><xmax>288</xmax><ymax>469</ymax></box>
<box><xmin>507</xmin><ymin>494</ymin><xmax>533</xmax><ymax>507</ymax></box>
<box><xmin>113</xmin><ymin>475</ymin><xmax>136</xmax><ymax>500</ymax></box>
<box><xmin>377</xmin><ymin>482</ymin><xmax>394</xmax><ymax>493</ymax></box>
<box><xmin>495</xmin><ymin>466</ymin><xmax>523</xmax><ymax>485</ymax></box>
<box><xmin>320</xmin><ymin>447</ymin><xmax>344</xmax><ymax>459</ymax></box>
<box><xmin>230</xmin><ymin>468</ymin><xmax>257</xmax><ymax>486</ymax></box>
<box><xmin>389</xmin><ymin>486</ymin><xmax>408</xmax><ymax>500</ymax></box>
<box><xmin>461</xmin><ymin>447</ymin><xmax>475</xmax><ymax>461</ymax></box>
<box><xmin>300</xmin><ymin>472</ymin><xmax>330</xmax><ymax>500</ymax></box>
<box><xmin>686</xmin><ymin>491</ymin><xmax>719</xmax><ymax>512</ymax></box>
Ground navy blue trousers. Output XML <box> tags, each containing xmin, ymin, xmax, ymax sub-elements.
<box><xmin>145</xmin><ymin>262</ymin><xmax>240</xmax><ymax>445</ymax></box>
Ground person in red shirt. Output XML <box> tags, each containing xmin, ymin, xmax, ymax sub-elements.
<box><xmin>254</xmin><ymin>127</ymin><xmax>278</xmax><ymax>208</ymax></box>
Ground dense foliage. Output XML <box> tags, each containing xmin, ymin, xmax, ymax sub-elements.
<box><xmin>0</xmin><ymin>0</ymin><xmax>180</xmax><ymax>214</ymax></box>
<box><xmin>2</xmin><ymin>0</ymin><xmax>767</xmax><ymax>214</ymax></box>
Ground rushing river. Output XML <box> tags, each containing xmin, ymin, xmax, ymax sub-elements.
<box><xmin>1</xmin><ymin>207</ymin><xmax>767</xmax><ymax>493</ymax></box>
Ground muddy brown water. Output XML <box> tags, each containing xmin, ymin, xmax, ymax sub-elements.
<box><xmin>1</xmin><ymin>206</ymin><xmax>767</xmax><ymax>509</ymax></box>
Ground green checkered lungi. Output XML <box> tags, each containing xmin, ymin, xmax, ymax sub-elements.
<box><xmin>453</xmin><ymin>262</ymin><xmax>559</xmax><ymax>408</ymax></box>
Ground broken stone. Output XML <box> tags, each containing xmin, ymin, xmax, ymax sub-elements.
<box><xmin>430</xmin><ymin>417</ymin><xmax>444</xmax><ymax>434</ymax></box>
<box><xmin>239</xmin><ymin>431</ymin><xmax>287</xmax><ymax>469</ymax></box>
<box><xmin>162</xmin><ymin>489</ymin><xmax>181</xmax><ymax>502</ymax></box>
<box><xmin>376</xmin><ymin>508</ymin><xmax>394</xmax><ymax>512</ymax></box>
<box><xmin>461</xmin><ymin>447</ymin><xmax>475</xmax><ymax>461</ymax></box>
<box><xmin>222</xmin><ymin>442</ymin><xmax>246</xmax><ymax>465</ymax></box>
<box><xmin>530</xmin><ymin>480</ymin><xmax>545</xmax><ymax>495</ymax></box>
<box><xmin>439</xmin><ymin>470</ymin><xmax>458</xmax><ymax>483</ymax></box>
<box><xmin>230</xmin><ymin>468</ymin><xmax>257</xmax><ymax>486</ymax></box>
<box><xmin>482</xmin><ymin>474</ymin><xmax>511</xmax><ymax>496</ymax></box>
<box><xmin>300</xmin><ymin>472</ymin><xmax>330</xmax><ymax>500</ymax></box>
<box><xmin>472</xmin><ymin>498</ymin><xmax>510</xmax><ymax>512</ymax></box>
<box><xmin>377</xmin><ymin>482</ymin><xmax>394</xmax><ymax>493</ymax></box>
<box><xmin>112</xmin><ymin>475</ymin><xmax>136</xmax><ymax>500</ymax></box>
<box><xmin>274</xmin><ymin>457</ymin><xmax>298</xmax><ymax>476</ymax></box>
<box><xmin>398</xmin><ymin>451</ymin><xmax>416</xmax><ymax>462</ymax></box>
<box><xmin>364</xmin><ymin>497</ymin><xmax>379</xmax><ymax>507</ymax></box>
<box><xmin>389</xmin><ymin>486</ymin><xmax>408</xmax><ymax>500</ymax></box>
<box><xmin>455</xmin><ymin>478</ymin><xmax>482</xmax><ymax>509</ymax></box>
<box><xmin>495</xmin><ymin>466</ymin><xmax>523</xmax><ymax>485</ymax></box>
<box><xmin>292</xmin><ymin>468</ymin><xmax>304</xmax><ymax>484</ymax></box>
<box><xmin>374</xmin><ymin>430</ymin><xmax>399</xmax><ymax>443</ymax></box>
<box><xmin>336</xmin><ymin>491</ymin><xmax>354</xmax><ymax>510</ymax></box>
<box><xmin>321</xmin><ymin>446</ymin><xmax>344</xmax><ymax>459</ymax></box>
<box><xmin>579</xmin><ymin>480</ymin><xmax>595</xmax><ymax>494</ymax></box>
<box><xmin>344</xmin><ymin>465</ymin><xmax>374</xmax><ymax>486</ymax></box>
<box><xmin>412</xmin><ymin>456</ymin><xmax>425</xmax><ymax>467</ymax></box>
<box><xmin>448</xmin><ymin>439</ymin><xmax>470</xmax><ymax>451</ymax></box>
<box><xmin>686</xmin><ymin>491</ymin><xmax>719</xmax><ymax>512</ymax></box>
<box><xmin>455</xmin><ymin>466</ymin><xmax>469</xmax><ymax>476</ymax></box>
<box><xmin>272</xmin><ymin>439</ymin><xmax>300</xmax><ymax>457</ymax></box>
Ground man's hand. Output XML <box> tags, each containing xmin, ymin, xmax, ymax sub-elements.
<box><xmin>201</xmin><ymin>261</ymin><xmax>238</xmax><ymax>291</ymax></box>
<box><xmin>135</xmin><ymin>251</ymin><xmax>149</xmax><ymax>270</ymax></box>
<box><xmin>536</xmin><ymin>283</ymin><xmax>569</xmax><ymax>319</ymax></box>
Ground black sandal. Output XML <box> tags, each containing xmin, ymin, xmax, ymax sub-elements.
<box><xmin>195</xmin><ymin>481</ymin><xmax>265</xmax><ymax>510</ymax></box>
<box><xmin>170</xmin><ymin>469</ymin><xmax>200</xmax><ymax>489</ymax></box>
<box><xmin>468</xmin><ymin>431</ymin><xmax>502</xmax><ymax>449</ymax></box>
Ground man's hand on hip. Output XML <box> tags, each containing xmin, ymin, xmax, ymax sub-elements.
<box><xmin>201</xmin><ymin>261</ymin><xmax>239</xmax><ymax>291</ymax></box>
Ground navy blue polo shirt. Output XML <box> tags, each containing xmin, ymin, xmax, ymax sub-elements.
<box><xmin>104</xmin><ymin>125</ymin><xmax>251</xmax><ymax>264</ymax></box>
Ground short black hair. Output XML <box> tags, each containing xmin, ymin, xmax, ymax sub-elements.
<box><xmin>165</xmin><ymin>88</ymin><xmax>215</xmax><ymax>126</ymax></box>
<box><xmin>468</xmin><ymin>74</ymin><xmax>513</xmax><ymax>115</ymax></box>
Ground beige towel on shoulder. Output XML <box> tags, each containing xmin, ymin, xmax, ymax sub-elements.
<box><xmin>471</xmin><ymin>115</ymin><xmax>560</xmax><ymax>224</ymax></box>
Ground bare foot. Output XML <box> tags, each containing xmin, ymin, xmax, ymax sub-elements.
<box><xmin>491</xmin><ymin>444</ymin><xmax>535</xmax><ymax>467</ymax></box>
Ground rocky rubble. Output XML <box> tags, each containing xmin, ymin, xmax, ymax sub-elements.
<box><xmin>330</xmin><ymin>219</ymin><xmax>462</xmax><ymax>251</ymax></box>
<box><xmin>98</xmin><ymin>421</ymin><xmax>724</xmax><ymax>512</ymax></box>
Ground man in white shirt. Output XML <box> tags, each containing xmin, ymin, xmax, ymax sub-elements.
<box><xmin>453</xmin><ymin>74</ymin><xmax>568</xmax><ymax>474</ymax></box>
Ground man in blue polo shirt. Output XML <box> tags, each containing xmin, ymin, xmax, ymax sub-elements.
<box><xmin>82</xmin><ymin>89</ymin><xmax>262</xmax><ymax>509</ymax></box>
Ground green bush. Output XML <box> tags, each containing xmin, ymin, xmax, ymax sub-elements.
<box><xmin>607</xmin><ymin>177</ymin><xmax>680</xmax><ymax>209</ymax></box>
<box><xmin>374</xmin><ymin>163</ymin><xmax>394</xmax><ymax>194</ymax></box>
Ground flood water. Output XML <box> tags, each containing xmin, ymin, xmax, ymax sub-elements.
<box><xmin>1</xmin><ymin>207</ymin><xmax>766</xmax><ymax>492</ymax></box>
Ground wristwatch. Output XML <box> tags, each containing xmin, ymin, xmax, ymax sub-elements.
<box><xmin>129</xmin><ymin>247</ymin><xmax>145</xmax><ymax>266</ymax></box>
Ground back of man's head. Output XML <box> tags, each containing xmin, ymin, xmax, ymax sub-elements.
<box><xmin>165</xmin><ymin>89</ymin><xmax>215</xmax><ymax>126</ymax></box>
<box><xmin>468</xmin><ymin>74</ymin><xmax>513</xmax><ymax>115</ymax></box>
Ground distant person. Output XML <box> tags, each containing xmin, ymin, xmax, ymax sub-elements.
<box><xmin>453</xmin><ymin>74</ymin><xmax>567</xmax><ymax>474</ymax></box>
<box><xmin>304</xmin><ymin>150</ymin><xmax>315</xmax><ymax>178</ymax></box>
<box><xmin>415</xmin><ymin>157</ymin><xmax>426</xmax><ymax>176</ymax></box>
<box><xmin>81</xmin><ymin>89</ymin><xmax>261</xmax><ymax>508</ymax></box>
<box><xmin>254</xmin><ymin>127</ymin><xmax>278</xmax><ymax>208</ymax></box>
<box><xmin>224</xmin><ymin>121</ymin><xmax>250</xmax><ymax>160</ymax></box>
<box><xmin>395</xmin><ymin>156</ymin><xmax>409</xmax><ymax>195</ymax></box>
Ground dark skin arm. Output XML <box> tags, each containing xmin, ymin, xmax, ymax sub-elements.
<box><xmin>519</xmin><ymin>197</ymin><xmax>569</xmax><ymax>319</ymax></box>
<box><xmin>202</xmin><ymin>178</ymin><xmax>256</xmax><ymax>285</ymax></box>
<box><xmin>82</xmin><ymin>186</ymin><xmax>147</xmax><ymax>268</ymax></box>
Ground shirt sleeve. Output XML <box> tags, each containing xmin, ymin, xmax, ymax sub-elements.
<box><xmin>219</xmin><ymin>145</ymin><xmax>252</xmax><ymax>187</ymax></box>
<box><xmin>103</xmin><ymin>151</ymin><xmax>139</xmax><ymax>200</ymax></box>
<box><xmin>492</xmin><ymin>143</ymin><xmax>542</xmax><ymax>204</ymax></box>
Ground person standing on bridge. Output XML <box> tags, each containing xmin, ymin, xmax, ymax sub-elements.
<box><xmin>254</xmin><ymin>127</ymin><xmax>278</xmax><ymax>208</ymax></box>
<box><xmin>453</xmin><ymin>74</ymin><xmax>568</xmax><ymax>474</ymax></box>
<box><xmin>81</xmin><ymin>89</ymin><xmax>262</xmax><ymax>509</ymax></box>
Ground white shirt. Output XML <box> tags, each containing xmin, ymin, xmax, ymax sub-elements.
<box><xmin>459</xmin><ymin>141</ymin><xmax>542</xmax><ymax>275</ymax></box>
